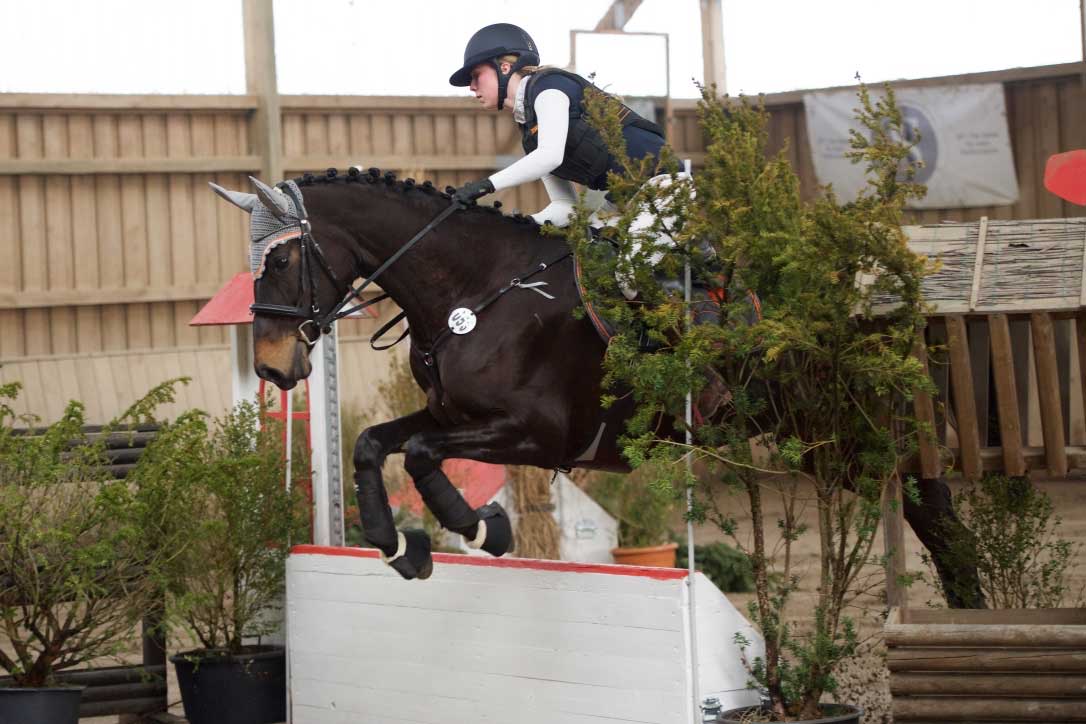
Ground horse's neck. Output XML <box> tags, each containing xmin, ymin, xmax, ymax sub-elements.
<box><xmin>316</xmin><ymin>185</ymin><xmax>531</xmax><ymax>341</ymax></box>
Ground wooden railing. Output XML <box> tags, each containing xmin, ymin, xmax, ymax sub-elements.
<box><xmin>895</xmin><ymin>217</ymin><xmax>1086</xmax><ymax>479</ymax></box>
<box><xmin>884</xmin><ymin>217</ymin><xmax>1086</xmax><ymax>609</ymax></box>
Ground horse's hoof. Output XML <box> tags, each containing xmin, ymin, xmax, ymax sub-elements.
<box><xmin>383</xmin><ymin>529</ymin><xmax>433</xmax><ymax>580</ymax></box>
<box><xmin>470</xmin><ymin>502</ymin><xmax>515</xmax><ymax>557</ymax></box>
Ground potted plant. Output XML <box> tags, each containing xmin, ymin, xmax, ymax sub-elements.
<box><xmin>145</xmin><ymin>401</ymin><xmax>306</xmax><ymax>724</ymax></box>
<box><xmin>0</xmin><ymin>380</ymin><xmax>188</xmax><ymax>724</ymax></box>
<box><xmin>585</xmin><ymin>468</ymin><xmax>679</xmax><ymax>567</ymax></box>
<box><xmin>569</xmin><ymin>82</ymin><xmax>932</xmax><ymax>721</ymax></box>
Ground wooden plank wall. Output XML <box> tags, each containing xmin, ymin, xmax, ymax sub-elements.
<box><xmin>0</xmin><ymin>63</ymin><xmax>1083</xmax><ymax>423</ymax></box>
<box><xmin>672</xmin><ymin>66</ymin><xmax>1086</xmax><ymax>224</ymax></box>
<box><xmin>0</xmin><ymin>322</ymin><xmax>401</xmax><ymax>426</ymax></box>
<box><xmin>279</xmin><ymin>97</ymin><xmax>550</xmax><ymax>215</ymax></box>
<box><xmin>886</xmin><ymin>607</ymin><xmax>1086</xmax><ymax>723</ymax></box>
<box><xmin>0</xmin><ymin>345</ymin><xmax>233</xmax><ymax>424</ymax></box>
<box><xmin>0</xmin><ymin>100</ymin><xmax>254</xmax><ymax>358</ymax></box>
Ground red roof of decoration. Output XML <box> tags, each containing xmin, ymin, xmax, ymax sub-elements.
<box><xmin>1044</xmin><ymin>149</ymin><xmax>1086</xmax><ymax>206</ymax></box>
<box><xmin>389</xmin><ymin>460</ymin><xmax>507</xmax><ymax>517</ymax></box>
<box><xmin>190</xmin><ymin>272</ymin><xmax>255</xmax><ymax>326</ymax></box>
<box><xmin>190</xmin><ymin>271</ymin><xmax>381</xmax><ymax>326</ymax></box>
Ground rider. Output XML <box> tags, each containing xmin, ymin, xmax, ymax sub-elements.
<box><xmin>450</xmin><ymin>24</ymin><xmax>732</xmax><ymax>419</ymax></box>
<box><xmin>448</xmin><ymin>23</ymin><xmax>667</xmax><ymax>230</ymax></box>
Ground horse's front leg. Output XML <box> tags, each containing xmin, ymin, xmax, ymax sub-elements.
<box><xmin>354</xmin><ymin>408</ymin><xmax>439</xmax><ymax>580</ymax></box>
<box><xmin>404</xmin><ymin>420</ymin><xmax>552</xmax><ymax>561</ymax></box>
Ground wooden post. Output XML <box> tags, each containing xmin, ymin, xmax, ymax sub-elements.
<box><xmin>594</xmin><ymin>0</ymin><xmax>644</xmax><ymax>31</ymax></box>
<box><xmin>967</xmin><ymin>318</ymin><xmax>991</xmax><ymax>447</ymax></box>
<box><xmin>243</xmin><ymin>0</ymin><xmax>282</xmax><ymax>183</ymax></box>
<box><xmin>1077</xmin><ymin>316</ymin><xmax>1086</xmax><ymax>443</ymax></box>
<box><xmin>946</xmin><ymin>315</ymin><xmax>982</xmax><ymax>479</ymax></box>
<box><xmin>912</xmin><ymin>334</ymin><xmax>941</xmax><ymax>479</ymax></box>
<box><xmin>117</xmin><ymin>607</ymin><xmax>167</xmax><ymax>723</ymax></box>
<box><xmin>882</xmin><ymin>471</ymin><xmax>908</xmax><ymax>611</ymax></box>
<box><xmin>968</xmin><ymin>216</ymin><xmax>988</xmax><ymax>312</ymax></box>
<box><xmin>1080</xmin><ymin>0</ymin><xmax>1086</xmax><ymax>88</ymax></box>
<box><xmin>989</xmin><ymin>313</ymin><xmax>1027</xmax><ymax>476</ymax></box>
<box><xmin>1031</xmin><ymin>311</ymin><xmax>1068</xmax><ymax>476</ymax></box>
<box><xmin>699</xmin><ymin>0</ymin><xmax>726</xmax><ymax>93</ymax></box>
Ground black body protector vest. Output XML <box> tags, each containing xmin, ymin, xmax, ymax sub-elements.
<box><xmin>519</xmin><ymin>69</ymin><xmax>665</xmax><ymax>189</ymax></box>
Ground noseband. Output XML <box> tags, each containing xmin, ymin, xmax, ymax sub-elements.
<box><xmin>250</xmin><ymin>182</ymin><xmax>462</xmax><ymax>346</ymax></box>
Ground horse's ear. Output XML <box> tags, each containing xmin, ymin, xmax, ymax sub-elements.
<box><xmin>249</xmin><ymin>176</ymin><xmax>292</xmax><ymax>221</ymax></box>
<box><xmin>208</xmin><ymin>182</ymin><xmax>259</xmax><ymax>213</ymax></box>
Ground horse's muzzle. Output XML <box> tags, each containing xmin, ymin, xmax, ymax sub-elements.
<box><xmin>254</xmin><ymin>337</ymin><xmax>312</xmax><ymax>390</ymax></box>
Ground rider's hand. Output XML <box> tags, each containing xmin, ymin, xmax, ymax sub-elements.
<box><xmin>453</xmin><ymin>178</ymin><xmax>495</xmax><ymax>206</ymax></box>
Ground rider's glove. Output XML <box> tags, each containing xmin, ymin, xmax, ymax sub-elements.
<box><xmin>453</xmin><ymin>178</ymin><xmax>495</xmax><ymax>206</ymax></box>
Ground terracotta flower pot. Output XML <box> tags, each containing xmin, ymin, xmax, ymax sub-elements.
<box><xmin>611</xmin><ymin>542</ymin><xmax>678</xmax><ymax>567</ymax></box>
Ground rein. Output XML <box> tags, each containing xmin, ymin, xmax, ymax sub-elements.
<box><xmin>249</xmin><ymin>182</ymin><xmax>463</xmax><ymax>346</ymax></box>
<box><xmin>250</xmin><ymin>183</ymin><xmax>573</xmax><ymax>401</ymax></box>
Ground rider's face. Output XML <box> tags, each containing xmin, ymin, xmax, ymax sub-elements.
<box><xmin>468</xmin><ymin>61</ymin><xmax>511</xmax><ymax>111</ymax></box>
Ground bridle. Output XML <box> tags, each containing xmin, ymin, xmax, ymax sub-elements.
<box><xmin>249</xmin><ymin>182</ymin><xmax>462</xmax><ymax>346</ymax></box>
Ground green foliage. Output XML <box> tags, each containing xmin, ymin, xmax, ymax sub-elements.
<box><xmin>584</xmin><ymin>467</ymin><xmax>677</xmax><ymax>548</ymax></box>
<box><xmin>675</xmin><ymin>541</ymin><xmax>754</xmax><ymax>593</ymax></box>
<box><xmin>0</xmin><ymin>379</ymin><xmax>190</xmax><ymax>687</ymax></box>
<box><xmin>923</xmin><ymin>475</ymin><xmax>1082</xmax><ymax>609</ymax></box>
<box><xmin>142</xmin><ymin>401</ymin><xmax>308</xmax><ymax>654</ymax></box>
<box><xmin>570</xmin><ymin>81</ymin><xmax>932</xmax><ymax>720</ymax></box>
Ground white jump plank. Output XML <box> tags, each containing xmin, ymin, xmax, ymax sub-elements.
<box><xmin>287</xmin><ymin>547</ymin><xmax>761</xmax><ymax>724</ymax></box>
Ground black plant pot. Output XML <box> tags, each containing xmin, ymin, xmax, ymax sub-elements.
<box><xmin>717</xmin><ymin>703</ymin><xmax>862</xmax><ymax>724</ymax></box>
<box><xmin>171</xmin><ymin>645</ymin><xmax>286</xmax><ymax>724</ymax></box>
<box><xmin>0</xmin><ymin>686</ymin><xmax>82</xmax><ymax>724</ymax></box>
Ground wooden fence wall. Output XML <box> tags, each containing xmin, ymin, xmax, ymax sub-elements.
<box><xmin>673</xmin><ymin>62</ymin><xmax>1086</xmax><ymax>225</ymax></box>
<box><xmin>0</xmin><ymin>62</ymin><xmax>1084</xmax><ymax>422</ymax></box>
<box><xmin>885</xmin><ymin>607</ymin><xmax>1086</xmax><ymax>723</ymax></box>
<box><xmin>0</xmin><ymin>321</ymin><xmax>406</xmax><ymax>425</ymax></box>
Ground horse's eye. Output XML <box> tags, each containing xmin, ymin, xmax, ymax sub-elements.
<box><xmin>273</xmin><ymin>255</ymin><xmax>289</xmax><ymax>271</ymax></box>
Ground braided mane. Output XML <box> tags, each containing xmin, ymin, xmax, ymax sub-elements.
<box><xmin>290</xmin><ymin>167</ymin><xmax>544</xmax><ymax>229</ymax></box>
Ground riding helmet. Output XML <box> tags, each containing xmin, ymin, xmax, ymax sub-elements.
<box><xmin>449</xmin><ymin>23</ymin><xmax>539</xmax><ymax>109</ymax></box>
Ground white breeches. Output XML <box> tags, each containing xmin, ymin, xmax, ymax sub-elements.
<box><xmin>529</xmin><ymin>173</ymin><xmax>694</xmax><ymax>299</ymax></box>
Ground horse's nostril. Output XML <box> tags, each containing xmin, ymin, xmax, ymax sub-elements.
<box><xmin>256</xmin><ymin>364</ymin><xmax>295</xmax><ymax>390</ymax></box>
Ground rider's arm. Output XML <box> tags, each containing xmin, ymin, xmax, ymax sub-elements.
<box><xmin>530</xmin><ymin>174</ymin><xmax>578</xmax><ymax>227</ymax></box>
<box><xmin>488</xmin><ymin>89</ymin><xmax>570</xmax><ymax>191</ymax></box>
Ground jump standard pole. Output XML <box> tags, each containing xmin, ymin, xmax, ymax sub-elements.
<box><xmin>683</xmin><ymin>157</ymin><xmax>702</xmax><ymax>723</ymax></box>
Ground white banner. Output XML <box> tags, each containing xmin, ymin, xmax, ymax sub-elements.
<box><xmin>803</xmin><ymin>83</ymin><xmax>1018</xmax><ymax>209</ymax></box>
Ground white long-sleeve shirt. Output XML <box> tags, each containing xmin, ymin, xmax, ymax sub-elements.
<box><xmin>486</xmin><ymin>85</ymin><xmax>581</xmax><ymax>226</ymax></box>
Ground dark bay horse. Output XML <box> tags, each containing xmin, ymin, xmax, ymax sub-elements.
<box><xmin>211</xmin><ymin>168</ymin><xmax>982</xmax><ymax>606</ymax></box>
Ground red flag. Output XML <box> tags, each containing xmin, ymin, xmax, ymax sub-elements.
<box><xmin>1044</xmin><ymin>150</ymin><xmax>1086</xmax><ymax>206</ymax></box>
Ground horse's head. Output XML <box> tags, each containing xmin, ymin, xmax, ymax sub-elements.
<box><xmin>211</xmin><ymin>177</ymin><xmax>358</xmax><ymax>390</ymax></box>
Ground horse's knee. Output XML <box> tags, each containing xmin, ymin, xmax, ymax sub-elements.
<box><xmin>354</xmin><ymin>427</ymin><xmax>387</xmax><ymax>473</ymax></box>
<box><xmin>403</xmin><ymin>435</ymin><xmax>441</xmax><ymax>480</ymax></box>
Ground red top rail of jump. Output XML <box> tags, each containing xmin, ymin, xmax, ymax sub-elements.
<box><xmin>291</xmin><ymin>544</ymin><xmax>690</xmax><ymax>581</ymax></box>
